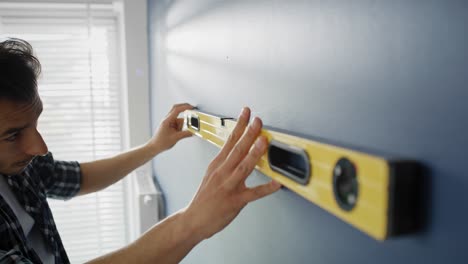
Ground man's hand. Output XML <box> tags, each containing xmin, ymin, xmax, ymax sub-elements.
<box><xmin>183</xmin><ymin>107</ymin><xmax>282</xmax><ymax>240</ymax></box>
<box><xmin>80</xmin><ymin>103</ymin><xmax>194</xmax><ymax>195</ymax></box>
<box><xmin>147</xmin><ymin>103</ymin><xmax>194</xmax><ymax>155</ymax></box>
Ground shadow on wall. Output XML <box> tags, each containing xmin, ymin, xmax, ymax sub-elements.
<box><xmin>157</xmin><ymin>0</ymin><xmax>344</xmax><ymax>117</ymax></box>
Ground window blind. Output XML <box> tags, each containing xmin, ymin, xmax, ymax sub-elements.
<box><xmin>0</xmin><ymin>2</ymin><xmax>128</xmax><ymax>263</ymax></box>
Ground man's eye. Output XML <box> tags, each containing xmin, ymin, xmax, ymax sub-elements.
<box><xmin>5</xmin><ymin>134</ymin><xmax>18</xmax><ymax>142</ymax></box>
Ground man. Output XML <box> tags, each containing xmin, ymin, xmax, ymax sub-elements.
<box><xmin>0</xmin><ymin>38</ymin><xmax>281</xmax><ymax>263</ymax></box>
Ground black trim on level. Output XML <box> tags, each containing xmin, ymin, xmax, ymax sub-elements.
<box><xmin>387</xmin><ymin>161</ymin><xmax>423</xmax><ymax>237</ymax></box>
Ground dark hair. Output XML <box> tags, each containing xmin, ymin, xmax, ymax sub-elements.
<box><xmin>0</xmin><ymin>38</ymin><xmax>41</xmax><ymax>102</ymax></box>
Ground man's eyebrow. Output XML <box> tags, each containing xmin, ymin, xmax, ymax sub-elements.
<box><xmin>0</xmin><ymin>99</ymin><xmax>43</xmax><ymax>138</ymax></box>
<box><xmin>0</xmin><ymin>125</ymin><xmax>28</xmax><ymax>138</ymax></box>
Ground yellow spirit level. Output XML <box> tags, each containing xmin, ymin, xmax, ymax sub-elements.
<box><xmin>184</xmin><ymin>109</ymin><xmax>422</xmax><ymax>240</ymax></box>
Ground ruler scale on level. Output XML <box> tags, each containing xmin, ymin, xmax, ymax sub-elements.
<box><xmin>184</xmin><ymin>109</ymin><xmax>422</xmax><ymax>241</ymax></box>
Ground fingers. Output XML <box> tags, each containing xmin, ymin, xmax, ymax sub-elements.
<box><xmin>221</xmin><ymin>117</ymin><xmax>263</xmax><ymax>172</ymax></box>
<box><xmin>172</xmin><ymin>118</ymin><xmax>192</xmax><ymax>141</ymax></box>
<box><xmin>176</xmin><ymin>118</ymin><xmax>185</xmax><ymax>130</ymax></box>
<box><xmin>225</xmin><ymin>135</ymin><xmax>267</xmax><ymax>188</ymax></box>
<box><xmin>209</xmin><ymin>107</ymin><xmax>250</xmax><ymax>169</ymax></box>
<box><xmin>167</xmin><ymin>103</ymin><xmax>194</xmax><ymax>119</ymax></box>
<box><xmin>176</xmin><ymin>130</ymin><xmax>193</xmax><ymax>140</ymax></box>
<box><xmin>241</xmin><ymin>181</ymin><xmax>282</xmax><ymax>203</ymax></box>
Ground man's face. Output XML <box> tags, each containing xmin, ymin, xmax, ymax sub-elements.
<box><xmin>0</xmin><ymin>96</ymin><xmax>48</xmax><ymax>175</ymax></box>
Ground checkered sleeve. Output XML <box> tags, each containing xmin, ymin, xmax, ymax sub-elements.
<box><xmin>0</xmin><ymin>249</ymin><xmax>33</xmax><ymax>264</ymax></box>
<box><xmin>32</xmin><ymin>152</ymin><xmax>82</xmax><ymax>200</ymax></box>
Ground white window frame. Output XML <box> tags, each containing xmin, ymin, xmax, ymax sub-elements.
<box><xmin>0</xmin><ymin>0</ymin><xmax>155</xmax><ymax>245</ymax></box>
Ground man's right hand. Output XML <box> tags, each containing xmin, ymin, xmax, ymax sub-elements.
<box><xmin>182</xmin><ymin>107</ymin><xmax>282</xmax><ymax>240</ymax></box>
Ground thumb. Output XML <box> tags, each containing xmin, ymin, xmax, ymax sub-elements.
<box><xmin>243</xmin><ymin>181</ymin><xmax>282</xmax><ymax>203</ymax></box>
<box><xmin>177</xmin><ymin>130</ymin><xmax>193</xmax><ymax>141</ymax></box>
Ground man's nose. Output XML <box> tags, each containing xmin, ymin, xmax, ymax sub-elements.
<box><xmin>23</xmin><ymin>129</ymin><xmax>48</xmax><ymax>156</ymax></box>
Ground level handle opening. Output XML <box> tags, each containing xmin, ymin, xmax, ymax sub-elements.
<box><xmin>188</xmin><ymin>115</ymin><xmax>200</xmax><ymax>131</ymax></box>
<box><xmin>268</xmin><ymin>140</ymin><xmax>311</xmax><ymax>185</ymax></box>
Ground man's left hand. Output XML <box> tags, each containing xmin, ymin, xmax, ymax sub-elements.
<box><xmin>147</xmin><ymin>103</ymin><xmax>194</xmax><ymax>154</ymax></box>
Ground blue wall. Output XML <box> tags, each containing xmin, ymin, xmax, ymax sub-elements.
<box><xmin>148</xmin><ymin>1</ymin><xmax>467</xmax><ymax>263</ymax></box>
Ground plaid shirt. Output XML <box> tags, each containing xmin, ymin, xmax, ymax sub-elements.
<box><xmin>0</xmin><ymin>152</ymin><xmax>81</xmax><ymax>264</ymax></box>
